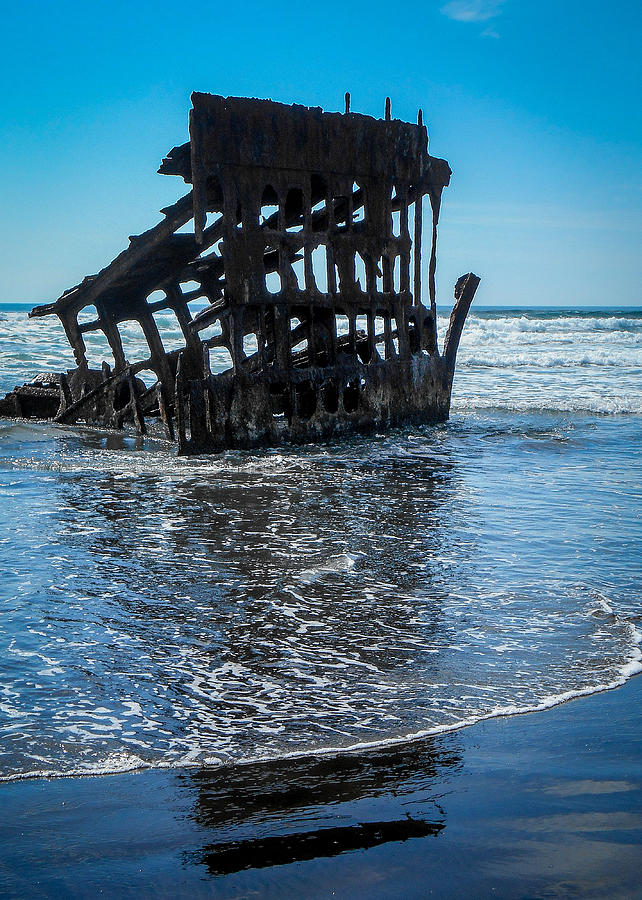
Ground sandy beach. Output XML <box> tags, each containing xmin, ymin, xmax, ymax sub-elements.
<box><xmin>2</xmin><ymin>675</ymin><xmax>640</xmax><ymax>898</ymax></box>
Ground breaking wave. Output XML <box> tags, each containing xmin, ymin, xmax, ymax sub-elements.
<box><xmin>437</xmin><ymin>307</ymin><xmax>642</xmax><ymax>415</ymax></box>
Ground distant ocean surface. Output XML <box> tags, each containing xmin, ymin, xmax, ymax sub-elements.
<box><xmin>0</xmin><ymin>304</ymin><xmax>640</xmax><ymax>781</ymax></box>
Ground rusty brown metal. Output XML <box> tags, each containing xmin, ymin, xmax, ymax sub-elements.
<box><xmin>1</xmin><ymin>94</ymin><xmax>479</xmax><ymax>452</ymax></box>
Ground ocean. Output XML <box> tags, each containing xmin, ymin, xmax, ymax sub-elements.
<box><xmin>0</xmin><ymin>304</ymin><xmax>641</xmax><ymax>783</ymax></box>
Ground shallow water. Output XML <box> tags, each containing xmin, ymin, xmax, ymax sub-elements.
<box><xmin>0</xmin><ymin>304</ymin><xmax>640</xmax><ymax>780</ymax></box>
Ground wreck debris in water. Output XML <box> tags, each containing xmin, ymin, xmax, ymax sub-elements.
<box><xmin>0</xmin><ymin>93</ymin><xmax>480</xmax><ymax>453</ymax></box>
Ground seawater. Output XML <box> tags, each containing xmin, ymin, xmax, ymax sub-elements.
<box><xmin>0</xmin><ymin>305</ymin><xmax>640</xmax><ymax>781</ymax></box>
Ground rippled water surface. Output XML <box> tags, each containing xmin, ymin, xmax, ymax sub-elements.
<box><xmin>1</xmin><ymin>304</ymin><xmax>640</xmax><ymax>780</ymax></box>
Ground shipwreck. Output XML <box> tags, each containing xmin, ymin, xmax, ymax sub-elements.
<box><xmin>0</xmin><ymin>93</ymin><xmax>479</xmax><ymax>452</ymax></box>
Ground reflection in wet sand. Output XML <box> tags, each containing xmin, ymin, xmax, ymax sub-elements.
<box><xmin>184</xmin><ymin>735</ymin><xmax>460</xmax><ymax>874</ymax></box>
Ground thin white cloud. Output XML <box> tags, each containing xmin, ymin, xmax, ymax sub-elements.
<box><xmin>440</xmin><ymin>0</ymin><xmax>505</xmax><ymax>23</ymax></box>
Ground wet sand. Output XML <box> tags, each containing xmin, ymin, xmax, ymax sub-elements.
<box><xmin>2</xmin><ymin>676</ymin><xmax>641</xmax><ymax>899</ymax></box>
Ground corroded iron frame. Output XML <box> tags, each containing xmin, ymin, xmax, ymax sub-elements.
<box><xmin>8</xmin><ymin>94</ymin><xmax>479</xmax><ymax>451</ymax></box>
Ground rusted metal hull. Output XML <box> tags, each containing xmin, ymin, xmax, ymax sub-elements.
<box><xmin>180</xmin><ymin>355</ymin><xmax>450</xmax><ymax>453</ymax></box>
<box><xmin>1</xmin><ymin>95</ymin><xmax>480</xmax><ymax>452</ymax></box>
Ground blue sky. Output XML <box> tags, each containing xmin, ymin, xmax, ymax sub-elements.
<box><xmin>1</xmin><ymin>0</ymin><xmax>640</xmax><ymax>306</ymax></box>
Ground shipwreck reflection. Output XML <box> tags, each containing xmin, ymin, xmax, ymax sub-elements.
<box><xmin>50</xmin><ymin>429</ymin><xmax>470</xmax><ymax>674</ymax></box>
<box><xmin>182</xmin><ymin>734</ymin><xmax>460</xmax><ymax>875</ymax></box>
<box><xmin>30</xmin><ymin>426</ymin><xmax>483</xmax><ymax>765</ymax></box>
